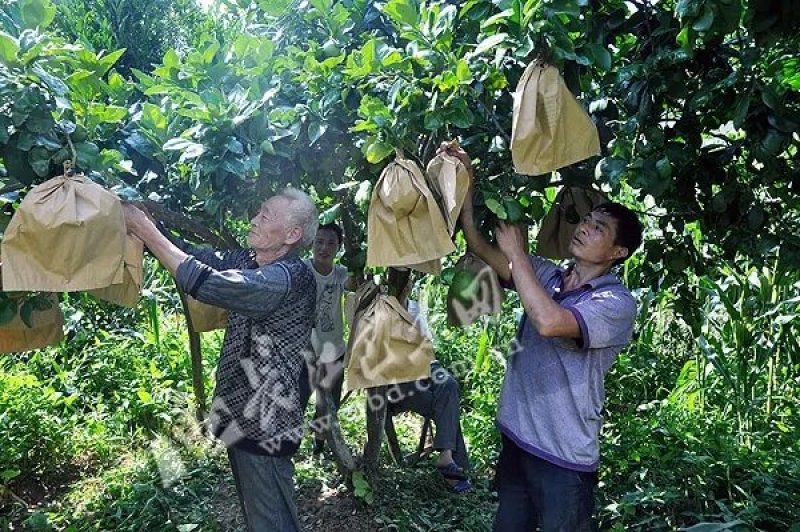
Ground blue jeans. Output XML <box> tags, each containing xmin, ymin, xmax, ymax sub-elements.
<box><xmin>227</xmin><ymin>447</ymin><xmax>300</xmax><ymax>531</ymax></box>
<box><xmin>493</xmin><ymin>435</ymin><xmax>597</xmax><ymax>532</ymax></box>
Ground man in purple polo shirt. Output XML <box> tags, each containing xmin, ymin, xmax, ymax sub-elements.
<box><xmin>439</xmin><ymin>144</ymin><xmax>643</xmax><ymax>531</ymax></box>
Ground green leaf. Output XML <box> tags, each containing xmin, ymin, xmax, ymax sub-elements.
<box><xmin>656</xmin><ymin>157</ymin><xmax>671</xmax><ymax>179</ymax></box>
<box><xmin>31</xmin><ymin>64</ymin><xmax>68</xmax><ymax>96</ymax></box>
<box><xmin>308</xmin><ymin>121</ymin><xmax>327</xmax><ymax>145</ymax></box>
<box><xmin>503</xmin><ymin>198</ymin><xmax>523</xmax><ymax>222</ymax></box>
<box><xmin>761</xmin><ymin>86</ymin><xmax>780</xmax><ymax>110</ymax></box>
<box><xmin>456</xmin><ymin>59</ymin><xmax>473</xmax><ymax>83</ymax></box>
<box><xmin>598</xmin><ymin>157</ymin><xmax>627</xmax><ymax>181</ymax></box>
<box><xmin>383</xmin><ymin>0</ymin><xmax>419</xmax><ymax>27</ymax></box>
<box><xmin>19</xmin><ymin>300</ymin><xmax>34</xmax><ymax>328</ymax></box>
<box><xmin>142</xmin><ymin>103</ymin><xmax>167</xmax><ymax>131</ymax></box>
<box><xmin>91</xmin><ymin>104</ymin><xmax>128</xmax><ymax>124</ymax></box>
<box><xmin>680</xmin><ymin>521</ymin><xmax>747</xmax><ymax>532</ymax></box>
<box><xmin>692</xmin><ymin>5</ymin><xmax>714</xmax><ymax>32</ymax></box>
<box><xmin>163</xmin><ymin>137</ymin><xmax>194</xmax><ymax>151</ymax></box>
<box><xmin>20</xmin><ymin>0</ymin><xmax>56</xmax><ymax>30</ymax></box>
<box><xmin>485</xmin><ymin>197</ymin><xmax>507</xmax><ymax>219</ymax></box>
<box><xmin>28</xmin><ymin>147</ymin><xmax>51</xmax><ymax>177</ymax></box>
<box><xmin>472</xmin><ymin>33</ymin><xmax>508</xmax><ymax>57</ymax></box>
<box><xmin>732</xmin><ymin>95</ymin><xmax>750</xmax><ymax>128</ymax></box>
<box><xmin>74</xmin><ymin>141</ymin><xmax>99</xmax><ymax>168</ymax></box>
<box><xmin>97</xmin><ymin>49</ymin><xmax>126</xmax><ymax>75</ymax></box>
<box><xmin>163</xmin><ymin>48</ymin><xmax>180</xmax><ymax>69</ymax></box>
<box><xmin>0</xmin><ymin>32</ymin><xmax>19</xmax><ymax>65</ymax></box>
<box><xmin>137</xmin><ymin>389</ymin><xmax>153</xmax><ymax>404</ymax></box>
<box><xmin>676</xmin><ymin>26</ymin><xmax>694</xmax><ymax>49</ymax></box>
<box><xmin>587</xmin><ymin>44</ymin><xmax>611</xmax><ymax>71</ymax></box>
<box><xmin>320</xmin><ymin>203</ymin><xmax>341</xmax><ymax>224</ymax></box>
<box><xmin>351</xmin><ymin>471</ymin><xmax>373</xmax><ymax>505</ymax></box>
<box><xmin>1</xmin><ymin>469</ymin><xmax>21</xmax><ymax>482</ymax></box>
<box><xmin>0</xmin><ymin>299</ymin><xmax>17</xmax><ymax>326</ymax></box>
<box><xmin>474</xmin><ymin>326</ymin><xmax>489</xmax><ymax>371</ymax></box>
<box><xmin>225</xmin><ymin>137</ymin><xmax>244</xmax><ymax>154</ymax></box>
<box><xmin>364</xmin><ymin>140</ymin><xmax>393</xmax><ymax>164</ymax></box>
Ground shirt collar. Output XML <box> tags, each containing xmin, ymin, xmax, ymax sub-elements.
<box><xmin>557</xmin><ymin>262</ymin><xmax>621</xmax><ymax>292</ymax></box>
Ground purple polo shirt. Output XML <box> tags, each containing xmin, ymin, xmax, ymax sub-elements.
<box><xmin>497</xmin><ymin>255</ymin><xmax>636</xmax><ymax>472</ymax></box>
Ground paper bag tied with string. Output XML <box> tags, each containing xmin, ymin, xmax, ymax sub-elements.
<box><xmin>425</xmin><ymin>147</ymin><xmax>471</xmax><ymax>236</ymax></box>
<box><xmin>367</xmin><ymin>154</ymin><xmax>454</xmax><ymax>275</ymax></box>
<box><xmin>536</xmin><ymin>186</ymin><xmax>608</xmax><ymax>259</ymax></box>
<box><xmin>0</xmin><ymin>263</ymin><xmax>64</xmax><ymax>352</ymax></box>
<box><xmin>447</xmin><ymin>252</ymin><xmax>504</xmax><ymax>327</ymax></box>
<box><xmin>1</xmin><ymin>172</ymin><xmax>125</xmax><ymax>292</ymax></box>
<box><xmin>186</xmin><ymin>296</ymin><xmax>228</xmax><ymax>332</ymax></box>
<box><xmin>345</xmin><ymin>294</ymin><xmax>433</xmax><ymax>392</ymax></box>
<box><xmin>511</xmin><ymin>63</ymin><xmax>601</xmax><ymax>176</ymax></box>
<box><xmin>89</xmin><ymin>235</ymin><xmax>144</xmax><ymax>307</ymax></box>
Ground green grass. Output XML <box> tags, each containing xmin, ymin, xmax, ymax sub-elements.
<box><xmin>2</xmin><ymin>273</ymin><xmax>799</xmax><ymax>531</ymax></box>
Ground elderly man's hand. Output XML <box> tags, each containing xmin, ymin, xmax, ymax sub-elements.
<box><xmin>496</xmin><ymin>222</ymin><xmax>527</xmax><ymax>261</ymax></box>
<box><xmin>122</xmin><ymin>203</ymin><xmax>154</xmax><ymax>237</ymax></box>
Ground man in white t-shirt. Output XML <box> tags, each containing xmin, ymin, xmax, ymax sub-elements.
<box><xmin>304</xmin><ymin>222</ymin><xmax>355</xmax><ymax>454</ymax></box>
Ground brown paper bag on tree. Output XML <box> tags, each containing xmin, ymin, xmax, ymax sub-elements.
<box><xmin>447</xmin><ymin>252</ymin><xmax>504</xmax><ymax>327</ymax></box>
<box><xmin>511</xmin><ymin>63</ymin><xmax>601</xmax><ymax>176</ymax></box>
<box><xmin>344</xmin><ymin>294</ymin><xmax>433</xmax><ymax>392</ymax></box>
<box><xmin>88</xmin><ymin>235</ymin><xmax>144</xmax><ymax>307</ymax></box>
<box><xmin>0</xmin><ymin>263</ymin><xmax>64</xmax><ymax>352</ymax></box>
<box><xmin>367</xmin><ymin>154</ymin><xmax>454</xmax><ymax>275</ymax></box>
<box><xmin>186</xmin><ymin>296</ymin><xmax>228</xmax><ymax>332</ymax></box>
<box><xmin>1</xmin><ymin>172</ymin><xmax>125</xmax><ymax>292</ymax></box>
<box><xmin>536</xmin><ymin>186</ymin><xmax>608</xmax><ymax>259</ymax></box>
<box><xmin>425</xmin><ymin>146</ymin><xmax>470</xmax><ymax>236</ymax></box>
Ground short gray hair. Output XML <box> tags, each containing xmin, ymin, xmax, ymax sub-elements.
<box><xmin>277</xmin><ymin>187</ymin><xmax>318</xmax><ymax>248</ymax></box>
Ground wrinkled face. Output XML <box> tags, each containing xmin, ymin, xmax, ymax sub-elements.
<box><xmin>312</xmin><ymin>228</ymin><xmax>340</xmax><ymax>265</ymax></box>
<box><xmin>568</xmin><ymin>210</ymin><xmax>628</xmax><ymax>265</ymax></box>
<box><xmin>248</xmin><ymin>196</ymin><xmax>293</xmax><ymax>253</ymax></box>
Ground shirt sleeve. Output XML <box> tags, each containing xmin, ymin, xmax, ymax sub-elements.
<box><xmin>564</xmin><ymin>288</ymin><xmax>637</xmax><ymax>350</ymax></box>
<box><xmin>176</xmin><ymin>257</ymin><xmax>290</xmax><ymax>320</ymax></box>
<box><xmin>501</xmin><ymin>255</ymin><xmax>558</xmax><ymax>290</ymax></box>
<box><xmin>335</xmin><ymin>265</ymin><xmax>349</xmax><ymax>287</ymax></box>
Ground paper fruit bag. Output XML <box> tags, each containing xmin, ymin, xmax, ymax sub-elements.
<box><xmin>511</xmin><ymin>63</ymin><xmax>601</xmax><ymax>176</ymax></box>
<box><xmin>0</xmin><ymin>264</ymin><xmax>64</xmax><ymax>352</ymax></box>
<box><xmin>367</xmin><ymin>155</ymin><xmax>454</xmax><ymax>273</ymax></box>
<box><xmin>186</xmin><ymin>296</ymin><xmax>228</xmax><ymax>332</ymax></box>
<box><xmin>345</xmin><ymin>295</ymin><xmax>433</xmax><ymax>391</ymax></box>
<box><xmin>425</xmin><ymin>148</ymin><xmax>470</xmax><ymax>236</ymax></box>
<box><xmin>1</xmin><ymin>173</ymin><xmax>125</xmax><ymax>292</ymax></box>
<box><xmin>89</xmin><ymin>235</ymin><xmax>144</xmax><ymax>307</ymax></box>
<box><xmin>446</xmin><ymin>252</ymin><xmax>504</xmax><ymax>327</ymax></box>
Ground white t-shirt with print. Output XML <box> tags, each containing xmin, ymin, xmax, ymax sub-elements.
<box><xmin>304</xmin><ymin>259</ymin><xmax>348</xmax><ymax>362</ymax></box>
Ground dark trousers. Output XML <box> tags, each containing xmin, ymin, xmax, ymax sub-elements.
<box><xmin>228</xmin><ymin>447</ymin><xmax>299</xmax><ymax>532</ymax></box>
<box><xmin>388</xmin><ymin>362</ymin><xmax>471</xmax><ymax>470</ymax></box>
<box><xmin>493</xmin><ymin>435</ymin><xmax>597</xmax><ymax>532</ymax></box>
<box><xmin>312</xmin><ymin>354</ymin><xmax>344</xmax><ymax>444</ymax></box>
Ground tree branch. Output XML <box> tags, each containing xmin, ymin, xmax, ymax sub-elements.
<box><xmin>139</xmin><ymin>200</ymin><xmax>241</xmax><ymax>249</ymax></box>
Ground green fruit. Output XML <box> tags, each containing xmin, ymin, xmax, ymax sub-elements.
<box><xmin>322</xmin><ymin>39</ymin><xmax>341</xmax><ymax>58</ymax></box>
<box><xmin>260</xmin><ymin>139</ymin><xmax>275</xmax><ymax>155</ymax></box>
<box><xmin>450</xmin><ymin>270</ymin><xmax>480</xmax><ymax>302</ymax></box>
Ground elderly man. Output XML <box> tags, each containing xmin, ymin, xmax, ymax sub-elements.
<box><xmin>440</xmin><ymin>144</ymin><xmax>642</xmax><ymax>531</ymax></box>
<box><xmin>123</xmin><ymin>188</ymin><xmax>318</xmax><ymax>532</ymax></box>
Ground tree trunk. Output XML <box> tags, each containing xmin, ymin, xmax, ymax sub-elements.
<box><xmin>319</xmin><ymin>388</ymin><xmax>358</xmax><ymax>477</ymax></box>
<box><xmin>363</xmin><ymin>386</ymin><xmax>388</xmax><ymax>473</ymax></box>
<box><xmin>176</xmin><ymin>285</ymin><xmax>207</xmax><ymax>424</ymax></box>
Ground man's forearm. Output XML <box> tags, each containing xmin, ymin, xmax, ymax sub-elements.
<box><xmin>135</xmin><ymin>221</ymin><xmax>189</xmax><ymax>276</ymax></box>
<box><xmin>460</xmin><ymin>210</ymin><xmax>511</xmax><ymax>281</ymax></box>
<box><xmin>508</xmin><ymin>250</ymin><xmax>579</xmax><ymax>338</ymax></box>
